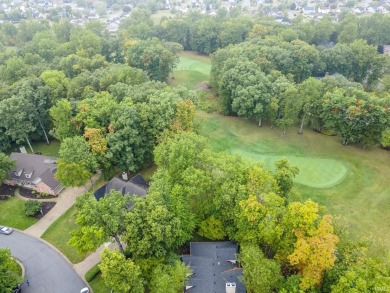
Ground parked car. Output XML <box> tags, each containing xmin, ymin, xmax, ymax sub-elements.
<box><xmin>0</xmin><ymin>226</ymin><xmax>13</xmax><ymax>235</ymax></box>
<box><xmin>80</xmin><ymin>288</ymin><xmax>89</xmax><ymax>293</ymax></box>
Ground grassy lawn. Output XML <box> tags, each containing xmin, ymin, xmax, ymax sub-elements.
<box><xmin>0</xmin><ymin>197</ymin><xmax>37</xmax><ymax>229</ymax></box>
<box><xmin>41</xmin><ymin>205</ymin><xmax>88</xmax><ymax>264</ymax></box>
<box><xmin>198</xmin><ymin>111</ymin><xmax>390</xmax><ymax>252</ymax></box>
<box><xmin>29</xmin><ymin>140</ymin><xmax>61</xmax><ymax>157</ymax></box>
<box><xmin>151</xmin><ymin>10</ymin><xmax>176</xmax><ymax>25</ymax></box>
<box><xmin>169</xmin><ymin>51</ymin><xmax>211</xmax><ymax>89</ymax></box>
<box><xmin>89</xmin><ymin>273</ymin><xmax>111</xmax><ymax>293</ymax></box>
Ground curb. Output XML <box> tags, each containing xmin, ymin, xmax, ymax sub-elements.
<box><xmin>14</xmin><ymin>257</ymin><xmax>25</xmax><ymax>278</ymax></box>
<box><xmin>13</xmin><ymin>228</ymin><xmax>90</xmax><ymax>289</ymax></box>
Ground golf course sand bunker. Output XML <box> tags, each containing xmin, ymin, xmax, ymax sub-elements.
<box><xmin>233</xmin><ymin>149</ymin><xmax>348</xmax><ymax>189</ymax></box>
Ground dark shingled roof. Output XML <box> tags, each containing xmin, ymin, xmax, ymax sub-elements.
<box><xmin>94</xmin><ymin>174</ymin><xmax>148</xmax><ymax>201</ymax></box>
<box><xmin>182</xmin><ymin>242</ymin><xmax>246</xmax><ymax>293</ymax></box>
<box><xmin>9</xmin><ymin>153</ymin><xmax>61</xmax><ymax>190</ymax></box>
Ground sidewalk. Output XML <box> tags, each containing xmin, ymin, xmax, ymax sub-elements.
<box><xmin>24</xmin><ymin>173</ymin><xmax>100</xmax><ymax>238</ymax></box>
<box><xmin>74</xmin><ymin>242</ymin><xmax>118</xmax><ymax>279</ymax></box>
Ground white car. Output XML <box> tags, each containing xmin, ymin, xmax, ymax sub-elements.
<box><xmin>80</xmin><ymin>288</ymin><xmax>90</xmax><ymax>293</ymax></box>
<box><xmin>0</xmin><ymin>226</ymin><xmax>13</xmax><ymax>235</ymax></box>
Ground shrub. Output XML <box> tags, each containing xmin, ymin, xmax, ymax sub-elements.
<box><xmin>381</xmin><ymin>129</ymin><xmax>390</xmax><ymax>148</ymax></box>
<box><xmin>40</xmin><ymin>192</ymin><xmax>49</xmax><ymax>198</ymax></box>
<box><xmin>85</xmin><ymin>263</ymin><xmax>101</xmax><ymax>282</ymax></box>
<box><xmin>24</xmin><ymin>200</ymin><xmax>42</xmax><ymax>216</ymax></box>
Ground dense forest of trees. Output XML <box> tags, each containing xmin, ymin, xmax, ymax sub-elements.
<box><xmin>0</xmin><ymin>7</ymin><xmax>390</xmax><ymax>293</ymax></box>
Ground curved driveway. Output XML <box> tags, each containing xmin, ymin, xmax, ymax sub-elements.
<box><xmin>0</xmin><ymin>231</ymin><xmax>87</xmax><ymax>293</ymax></box>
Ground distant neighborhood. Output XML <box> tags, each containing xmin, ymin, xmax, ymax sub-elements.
<box><xmin>0</xmin><ymin>0</ymin><xmax>390</xmax><ymax>31</ymax></box>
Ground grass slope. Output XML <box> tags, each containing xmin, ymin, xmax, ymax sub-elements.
<box><xmin>41</xmin><ymin>205</ymin><xmax>88</xmax><ymax>264</ymax></box>
<box><xmin>0</xmin><ymin>197</ymin><xmax>37</xmax><ymax>229</ymax></box>
<box><xmin>199</xmin><ymin>111</ymin><xmax>390</xmax><ymax>250</ymax></box>
<box><xmin>89</xmin><ymin>273</ymin><xmax>111</xmax><ymax>293</ymax></box>
<box><xmin>170</xmin><ymin>51</ymin><xmax>211</xmax><ymax>89</ymax></box>
<box><xmin>30</xmin><ymin>140</ymin><xmax>61</xmax><ymax>157</ymax></box>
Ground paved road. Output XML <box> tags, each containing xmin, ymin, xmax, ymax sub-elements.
<box><xmin>0</xmin><ymin>231</ymin><xmax>87</xmax><ymax>293</ymax></box>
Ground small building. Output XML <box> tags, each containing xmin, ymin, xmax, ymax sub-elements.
<box><xmin>94</xmin><ymin>174</ymin><xmax>148</xmax><ymax>201</ymax></box>
<box><xmin>182</xmin><ymin>242</ymin><xmax>246</xmax><ymax>293</ymax></box>
<box><xmin>4</xmin><ymin>153</ymin><xmax>63</xmax><ymax>196</ymax></box>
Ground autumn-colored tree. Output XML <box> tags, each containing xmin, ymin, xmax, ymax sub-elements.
<box><xmin>288</xmin><ymin>214</ymin><xmax>339</xmax><ymax>290</ymax></box>
<box><xmin>170</xmin><ymin>99</ymin><xmax>196</xmax><ymax>133</ymax></box>
<box><xmin>83</xmin><ymin>127</ymin><xmax>107</xmax><ymax>154</ymax></box>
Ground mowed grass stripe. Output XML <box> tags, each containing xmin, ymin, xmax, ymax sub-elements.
<box><xmin>175</xmin><ymin>57</ymin><xmax>211</xmax><ymax>75</ymax></box>
<box><xmin>233</xmin><ymin>149</ymin><xmax>348</xmax><ymax>188</ymax></box>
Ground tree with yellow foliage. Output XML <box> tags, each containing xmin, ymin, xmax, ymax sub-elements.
<box><xmin>288</xmin><ymin>214</ymin><xmax>339</xmax><ymax>290</ymax></box>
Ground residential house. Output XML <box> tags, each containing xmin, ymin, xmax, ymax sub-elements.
<box><xmin>182</xmin><ymin>242</ymin><xmax>246</xmax><ymax>293</ymax></box>
<box><xmin>94</xmin><ymin>174</ymin><xmax>148</xmax><ymax>201</ymax></box>
<box><xmin>302</xmin><ymin>5</ymin><xmax>316</xmax><ymax>15</ymax></box>
<box><xmin>4</xmin><ymin>153</ymin><xmax>63</xmax><ymax>196</ymax></box>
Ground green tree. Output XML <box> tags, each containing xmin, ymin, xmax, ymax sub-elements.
<box><xmin>0</xmin><ymin>248</ymin><xmax>23</xmax><ymax>293</ymax></box>
<box><xmin>107</xmin><ymin>105</ymin><xmax>144</xmax><ymax>172</ymax></box>
<box><xmin>99</xmin><ymin>249</ymin><xmax>144</xmax><ymax>293</ymax></box>
<box><xmin>70</xmin><ymin>29</ymin><xmax>102</xmax><ymax>58</ymax></box>
<box><xmin>74</xmin><ymin>92</ymin><xmax>119</xmax><ymax>130</ymax></box>
<box><xmin>126</xmin><ymin>39</ymin><xmax>175</xmax><ymax>82</ymax></box>
<box><xmin>49</xmin><ymin>99</ymin><xmax>80</xmax><ymax>141</ymax></box>
<box><xmin>124</xmin><ymin>196</ymin><xmax>186</xmax><ymax>258</ymax></box>
<box><xmin>1</xmin><ymin>57</ymin><xmax>28</xmax><ymax>84</ymax></box>
<box><xmin>0</xmin><ymin>153</ymin><xmax>15</xmax><ymax>184</ymax></box>
<box><xmin>69</xmin><ymin>191</ymin><xmax>130</xmax><ymax>254</ymax></box>
<box><xmin>189</xmin><ymin>16</ymin><xmax>220</xmax><ymax>54</ymax></box>
<box><xmin>274</xmin><ymin>159</ymin><xmax>299</xmax><ymax>198</ymax></box>
<box><xmin>239</xmin><ymin>245</ymin><xmax>283</xmax><ymax>293</ymax></box>
<box><xmin>55</xmin><ymin>160</ymin><xmax>91</xmax><ymax>188</ymax></box>
<box><xmin>0</xmin><ymin>96</ymin><xmax>36</xmax><ymax>152</ymax></box>
<box><xmin>198</xmin><ymin>215</ymin><xmax>226</xmax><ymax>240</ymax></box>
<box><xmin>41</xmin><ymin>70</ymin><xmax>69</xmax><ymax>103</ymax></box>
<box><xmin>58</xmin><ymin>136</ymin><xmax>97</xmax><ymax>172</ymax></box>
<box><xmin>150</xmin><ymin>261</ymin><xmax>192</xmax><ymax>293</ymax></box>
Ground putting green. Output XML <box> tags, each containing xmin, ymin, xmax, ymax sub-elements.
<box><xmin>175</xmin><ymin>57</ymin><xmax>211</xmax><ymax>75</ymax></box>
<box><xmin>232</xmin><ymin>149</ymin><xmax>348</xmax><ymax>189</ymax></box>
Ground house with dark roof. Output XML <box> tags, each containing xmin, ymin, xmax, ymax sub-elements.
<box><xmin>94</xmin><ymin>174</ymin><xmax>148</xmax><ymax>201</ymax></box>
<box><xmin>182</xmin><ymin>242</ymin><xmax>246</xmax><ymax>293</ymax></box>
<box><xmin>4</xmin><ymin>153</ymin><xmax>63</xmax><ymax>196</ymax></box>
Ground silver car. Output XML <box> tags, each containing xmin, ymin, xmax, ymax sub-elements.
<box><xmin>0</xmin><ymin>226</ymin><xmax>13</xmax><ymax>235</ymax></box>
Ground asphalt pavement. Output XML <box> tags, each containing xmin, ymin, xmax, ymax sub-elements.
<box><xmin>0</xmin><ymin>230</ymin><xmax>87</xmax><ymax>293</ymax></box>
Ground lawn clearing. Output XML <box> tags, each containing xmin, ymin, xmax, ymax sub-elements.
<box><xmin>0</xmin><ymin>197</ymin><xmax>37</xmax><ymax>229</ymax></box>
<box><xmin>169</xmin><ymin>51</ymin><xmax>211</xmax><ymax>89</ymax></box>
<box><xmin>29</xmin><ymin>140</ymin><xmax>60</xmax><ymax>157</ymax></box>
<box><xmin>198</xmin><ymin>111</ymin><xmax>390</xmax><ymax>252</ymax></box>
<box><xmin>151</xmin><ymin>10</ymin><xmax>176</xmax><ymax>25</ymax></box>
<box><xmin>89</xmin><ymin>273</ymin><xmax>111</xmax><ymax>293</ymax></box>
<box><xmin>232</xmin><ymin>149</ymin><xmax>348</xmax><ymax>189</ymax></box>
<box><xmin>41</xmin><ymin>205</ymin><xmax>88</xmax><ymax>264</ymax></box>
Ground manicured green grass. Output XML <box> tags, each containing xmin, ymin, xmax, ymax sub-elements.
<box><xmin>29</xmin><ymin>140</ymin><xmax>61</xmax><ymax>157</ymax></box>
<box><xmin>169</xmin><ymin>52</ymin><xmax>211</xmax><ymax>89</ymax></box>
<box><xmin>0</xmin><ymin>197</ymin><xmax>37</xmax><ymax>229</ymax></box>
<box><xmin>232</xmin><ymin>150</ymin><xmax>348</xmax><ymax>189</ymax></box>
<box><xmin>89</xmin><ymin>273</ymin><xmax>111</xmax><ymax>293</ymax></box>
<box><xmin>151</xmin><ymin>10</ymin><xmax>176</xmax><ymax>25</ymax></box>
<box><xmin>198</xmin><ymin>111</ymin><xmax>390</xmax><ymax>251</ymax></box>
<box><xmin>41</xmin><ymin>205</ymin><xmax>88</xmax><ymax>264</ymax></box>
